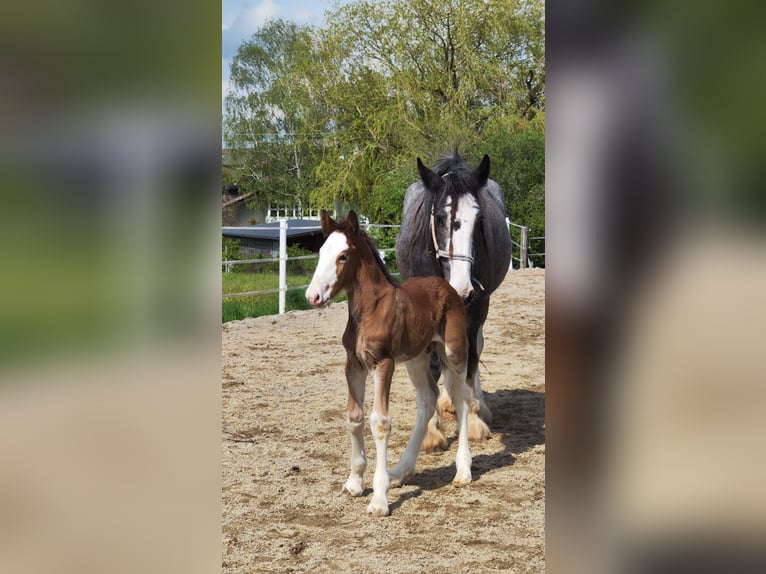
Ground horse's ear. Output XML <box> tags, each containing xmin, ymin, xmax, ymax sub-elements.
<box><xmin>417</xmin><ymin>157</ymin><xmax>442</xmax><ymax>192</ymax></box>
<box><xmin>346</xmin><ymin>210</ymin><xmax>359</xmax><ymax>234</ymax></box>
<box><xmin>320</xmin><ymin>209</ymin><xmax>336</xmax><ymax>237</ymax></box>
<box><xmin>475</xmin><ymin>154</ymin><xmax>490</xmax><ymax>186</ymax></box>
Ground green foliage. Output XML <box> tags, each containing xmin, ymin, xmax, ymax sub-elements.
<box><xmin>223</xmin><ymin>0</ymin><xmax>545</xmax><ymax>240</ymax></box>
<box><xmin>225</xmin><ymin>20</ymin><xmax>325</xmax><ymax>208</ymax></box>
<box><xmin>473</xmin><ymin>113</ymin><xmax>545</xmax><ymax>239</ymax></box>
<box><xmin>286</xmin><ymin>244</ymin><xmax>316</xmax><ymax>275</ymax></box>
<box><xmin>222</xmin><ymin>237</ymin><xmax>241</xmax><ymax>261</ymax></box>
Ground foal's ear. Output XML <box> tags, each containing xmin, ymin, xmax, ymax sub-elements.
<box><xmin>346</xmin><ymin>210</ymin><xmax>359</xmax><ymax>234</ymax></box>
<box><xmin>417</xmin><ymin>157</ymin><xmax>442</xmax><ymax>192</ymax></box>
<box><xmin>320</xmin><ymin>209</ymin><xmax>336</xmax><ymax>237</ymax></box>
<box><xmin>475</xmin><ymin>154</ymin><xmax>490</xmax><ymax>187</ymax></box>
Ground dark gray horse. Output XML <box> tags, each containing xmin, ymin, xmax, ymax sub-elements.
<box><xmin>396</xmin><ymin>152</ymin><xmax>511</xmax><ymax>445</ymax></box>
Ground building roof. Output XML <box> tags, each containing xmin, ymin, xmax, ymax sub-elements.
<box><xmin>222</xmin><ymin>219</ymin><xmax>322</xmax><ymax>240</ymax></box>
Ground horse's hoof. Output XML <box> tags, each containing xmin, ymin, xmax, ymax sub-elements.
<box><xmin>421</xmin><ymin>432</ymin><xmax>448</xmax><ymax>453</ymax></box>
<box><xmin>479</xmin><ymin>402</ymin><xmax>494</xmax><ymax>425</ymax></box>
<box><xmin>388</xmin><ymin>469</ymin><xmax>407</xmax><ymax>488</ymax></box>
<box><xmin>366</xmin><ymin>499</ymin><xmax>389</xmax><ymax>517</ymax></box>
<box><xmin>467</xmin><ymin>413</ymin><xmax>492</xmax><ymax>442</ymax></box>
<box><xmin>437</xmin><ymin>394</ymin><xmax>456</xmax><ymax>421</ymax></box>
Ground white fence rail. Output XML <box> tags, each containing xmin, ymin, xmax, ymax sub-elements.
<box><xmin>223</xmin><ymin>219</ymin><xmax>544</xmax><ymax>314</ymax></box>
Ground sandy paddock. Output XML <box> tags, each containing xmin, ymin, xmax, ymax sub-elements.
<box><xmin>222</xmin><ymin>269</ymin><xmax>545</xmax><ymax>572</ymax></box>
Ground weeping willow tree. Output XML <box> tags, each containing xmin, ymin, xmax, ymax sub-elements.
<box><xmin>223</xmin><ymin>0</ymin><xmax>544</xmax><ymax>225</ymax></box>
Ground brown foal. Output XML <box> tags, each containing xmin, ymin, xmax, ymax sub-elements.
<box><xmin>306</xmin><ymin>210</ymin><xmax>474</xmax><ymax>516</ymax></box>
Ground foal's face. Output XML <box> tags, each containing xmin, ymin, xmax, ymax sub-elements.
<box><xmin>434</xmin><ymin>192</ymin><xmax>480</xmax><ymax>301</ymax></box>
<box><xmin>306</xmin><ymin>231</ymin><xmax>353</xmax><ymax>308</ymax></box>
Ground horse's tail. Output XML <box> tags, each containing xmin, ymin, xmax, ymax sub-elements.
<box><xmin>428</xmin><ymin>350</ymin><xmax>441</xmax><ymax>383</ymax></box>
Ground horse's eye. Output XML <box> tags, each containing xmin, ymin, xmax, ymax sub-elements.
<box><xmin>338</xmin><ymin>254</ymin><xmax>347</xmax><ymax>263</ymax></box>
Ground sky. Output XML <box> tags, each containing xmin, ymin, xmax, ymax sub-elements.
<box><xmin>222</xmin><ymin>0</ymin><xmax>347</xmax><ymax>104</ymax></box>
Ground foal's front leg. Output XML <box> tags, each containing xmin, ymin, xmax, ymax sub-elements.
<box><xmin>367</xmin><ymin>358</ymin><xmax>394</xmax><ymax>516</ymax></box>
<box><xmin>342</xmin><ymin>355</ymin><xmax>367</xmax><ymax>497</ymax></box>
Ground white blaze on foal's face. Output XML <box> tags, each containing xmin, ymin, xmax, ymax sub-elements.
<box><xmin>447</xmin><ymin>193</ymin><xmax>479</xmax><ymax>300</ymax></box>
<box><xmin>306</xmin><ymin>231</ymin><xmax>350</xmax><ymax>308</ymax></box>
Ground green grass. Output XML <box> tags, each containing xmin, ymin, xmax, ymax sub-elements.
<box><xmin>222</xmin><ymin>271</ymin><xmax>314</xmax><ymax>322</ymax></box>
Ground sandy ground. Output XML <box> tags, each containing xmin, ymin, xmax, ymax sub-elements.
<box><xmin>222</xmin><ymin>269</ymin><xmax>545</xmax><ymax>573</ymax></box>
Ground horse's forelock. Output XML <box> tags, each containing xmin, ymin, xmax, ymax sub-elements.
<box><xmin>433</xmin><ymin>154</ymin><xmax>481</xmax><ymax>200</ymax></box>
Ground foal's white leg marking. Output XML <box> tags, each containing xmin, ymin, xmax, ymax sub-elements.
<box><xmin>443</xmin><ymin>350</ymin><xmax>472</xmax><ymax>486</ymax></box>
<box><xmin>390</xmin><ymin>354</ymin><xmax>436</xmax><ymax>487</ymax></box>
<box><xmin>367</xmin><ymin>367</ymin><xmax>391</xmax><ymax>517</ymax></box>
<box><xmin>343</xmin><ymin>416</ymin><xmax>367</xmax><ymax>497</ymax></box>
<box><xmin>343</xmin><ymin>361</ymin><xmax>367</xmax><ymax>497</ymax></box>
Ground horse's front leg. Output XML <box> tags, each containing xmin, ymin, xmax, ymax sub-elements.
<box><xmin>367</xmin><ymin>358</ymin><xmax>394</xmax><ymax>517</ymax></box>
<box><xmin>342</xmin><ymin>355</ymin><xmax>367</xmax><ymax>497</ymax></box>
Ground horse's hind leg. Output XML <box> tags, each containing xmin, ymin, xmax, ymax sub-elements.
<box><xmin>436</xmin><ymin>383</ymin><xmax>456</xmax><ymax>421</ymax></box>
<box><xmin>390</xmin><ymin>353</ymin><xmax>442</xmax><ymax>487</ymax></box>
<box><xmin>467</xmin><ymin>325</ymin><xmax>492</xmax><ymax>442</ymax></box>
<box><xmin>431</xmin><ymin>348</ymin><xmax>455</xmax><ymax>421</ymax></box>
<box><xmin>473</xmin><ymin>326</ymin><xmax>492</xmax><ymax>422</ymax></box>
<box><xmin>342</xmin><ymin>355</ymin><xmax>367</xmax><ymax>497</ymax></box>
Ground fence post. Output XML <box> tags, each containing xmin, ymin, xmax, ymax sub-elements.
<box><xmin>520</xmin><ymin>226</ymin><xmax>529</xmax><ymax>269</ymax></box>
<box><xmin>279</xmin><ymin>220</ymin><xmax>287</xmax><ymax>314</ymax></box>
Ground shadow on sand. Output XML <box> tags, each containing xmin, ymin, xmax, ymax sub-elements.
<box><xmin>387</xmin><ymin>388</ymin><xmax>545</xmax><ymax>513</ymax></box>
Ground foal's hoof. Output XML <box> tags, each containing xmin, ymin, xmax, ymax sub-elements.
<box><xmin>467</xmin><ymin>413</ymin><xmax>492</xmax><ymax>442</ymax></box>
<box><xmin>342</xmin><ymin>478</ymin><xmax>364</xmax><ymax>497</ymax></box>
<box><xmin>366</xmin><ymin>498</ymin><xmax>390</xmax><ymax>517</ymax></box>
<box><xmin>452</xmin><ymin>474</ymin><xmax>472</xmax><ymax>487</ymax></box>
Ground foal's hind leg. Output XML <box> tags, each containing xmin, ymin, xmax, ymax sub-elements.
<box><xmin>443</xmin><ymin>358</ymin><xmax>472</xmax><ymax>486</ymax></box>
<box><xmin>342</xmin><ymin>355</ymin><xmax>367</xmax><ymax>497</ymax></box>
<box><xmin>367</xmin><ymin>359</ymin><xmax>394</xmax><ymax>517</ymax></box>
<box><xmin>390</xmin><ymin>353</ymin><xmax>442</xmax><ymax>488</ymax></box>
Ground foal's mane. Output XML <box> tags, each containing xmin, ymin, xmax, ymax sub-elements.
<box><xmin>336</xmin><ymin>217</ymin><xmax>400</xmax><ymax>288</ymax></box>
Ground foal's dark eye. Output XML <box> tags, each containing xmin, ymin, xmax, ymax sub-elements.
<box><xmin>338</xmin><ymin>254</ymin><xmax>348</xmax><ymax>263</ymax></box>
